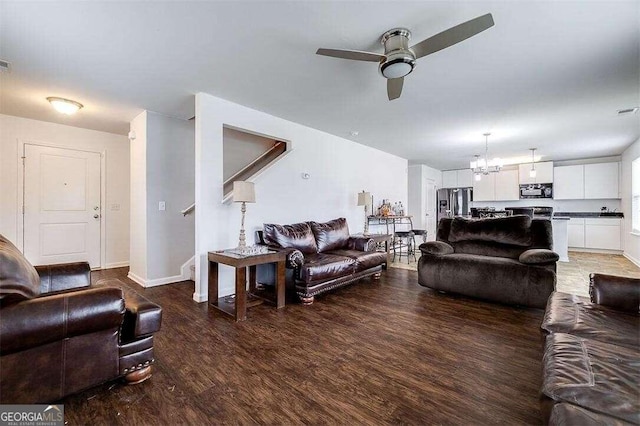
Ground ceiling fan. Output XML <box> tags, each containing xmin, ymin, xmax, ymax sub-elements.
<box><xmin>316</xmin><ymin>14</ymin><xmax>494</xmax><ymax>101</ymax></box>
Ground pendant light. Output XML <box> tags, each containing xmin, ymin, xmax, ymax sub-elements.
<box><xmin>470</xmin><ymin>133</ymin><xmax>502</xmax><ymax>176</ymax></box>
<box><xmin>529</xmin><ymin>148</ymin><xmax>537</xmax><ymax>178</ymax></box>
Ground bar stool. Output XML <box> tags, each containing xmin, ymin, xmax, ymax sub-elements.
<box><xmin>411</xmin><ymin>229</ymin><xmax>428</xmax><ymax>244</ymax></box>
<box><xmin>393</xmin><ymin>231</ymin><xmax>417</xmax><ymax>263</ymax></box>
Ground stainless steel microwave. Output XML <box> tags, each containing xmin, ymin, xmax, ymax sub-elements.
<box><xmin>519</xmin><ymin>183</ymin><xmax>553</xmax><ymax>199</ymax></box>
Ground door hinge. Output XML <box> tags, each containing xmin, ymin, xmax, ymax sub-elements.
<box><xmin>21</xmin><ymin>156</ymin><xmax>25</xmax><ymax>165</ymax></box>
<box><xmin>22</xmin><ymin>205</ymin><xmax>24</xmax><ymax>214</ymax></box>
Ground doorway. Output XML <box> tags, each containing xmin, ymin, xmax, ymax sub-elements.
<box><xmin>425</xmin><ymin>179</ymin><xmax>437</xmax><ymax>241</ymax></box>
<box><xmin>22</xmin><ymin>144</ymin><xmax>102</xmax><ymax>268</ymax></box>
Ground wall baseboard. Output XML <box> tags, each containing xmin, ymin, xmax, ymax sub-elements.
<box><xmin>180</xmin><ymin>255</ymin><xmax>196</xmax><ymax>281</ymax></box>
<box><xmin>127</xmin><ymin>271</ymin><xmax>187</xmax><ymax>288</ymax></box>
<box><xmin>104</xmin><ymin>261</ymin><xmax>129</xmax><ymax>269</ymax></box>
<box><xmin>623</xmin><ymin>252</ymin><xmax>640</xmax><ymax>268</ymax></box>
<box><xmin>127</xmin><ymin>271</ymin><xmax>146</xmax><ymax>287</ymax></box>
<box><xmin>127</xmin><ymin>256</ymin><xmax>194</xmax><ymax>288</ymax></box>
<box><xmin>568</xmin><ymin>248</ymin><xmax>623</xmax><ymax>255</ymax></box>
<box><xmin>192</xmin><ymin>291</ymin><xmax>207</xmax><ymax>303</ymax></box>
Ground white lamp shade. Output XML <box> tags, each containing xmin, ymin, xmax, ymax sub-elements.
<box><xmin>232</xmin><ymin>181</ymin><xmax>255</xmax><ymax>203</ymax></box>
<box><xmin>357</xmin><ymin>191</ymin><xmax>371</xmax><ymax>206</ymax></box>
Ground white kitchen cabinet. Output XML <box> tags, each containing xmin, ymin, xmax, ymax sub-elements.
<box><xmin>567</xmin><ymin>218</ymin><xmax>586</xmax><ymax>248</ymax></box>
<box><xmin>494</xmin><ymin>169</ymin><xmax>520</xmax><ymax>201</ymax></box>
<box><xmin>585</xmin><ymin>218</ymin><xmax>621</xmax><ymax>250</ymax></box>
<box><xmin>442</xmin><ymin>169</ymin><xmax>473</xmax><ymax>188</ymax></box>
<box><xmin>584</xmin><ymin>163</ymin><xmax>619</xmax><ymax>199</ymax></box>
<box><xmin>442</xmin><ymin>170</ymin><xmax>457</xmax><ymax>188</ymax></box>
<box><xmin>554</xmin><ymin>165</ymin><xmax>584</xmax><ymax>199</ymax></box>
<box><xmin>472</xmin><ymin>173</ymin><xmax>496</xmax><ymax>201</ymax></box>
<box><xmin>519</xmin><ymin>161</ymin><xmax>554</xmax><ymax>184</ymax></box>
<box><xmin>456</xmin><ymin>169</ymin><xmax>473</xmax><ymax>188</ymax></box>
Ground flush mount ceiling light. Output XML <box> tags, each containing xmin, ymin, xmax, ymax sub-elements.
<box><xmin>470</xmin><ymin>133</ymin><xmax>503</xmax><ymax>180</ymax></box>
<box><xmin>529</xmin><ymin>148</ymin><xmax>537</xmax><ymax>178</ymax></box>
<box><xmin>47</xmin><ymin>97</ymin><xmax>83</xmax><ymax>115</ymax></box>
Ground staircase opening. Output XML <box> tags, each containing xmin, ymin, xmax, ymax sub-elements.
<box><xmin>222</xmin><ymin>126</ymin><xmax>289</xmax><ymax>200</ymax></box>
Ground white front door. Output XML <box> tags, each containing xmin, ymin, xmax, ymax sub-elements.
<box><xmin>23</xmin><ymin>144</ymin><xmax>101</xmax><ymax>268</ymax></box>
<box><xmin>425</xmin><ymin>179</ymin><xmax>437</xmax><ymax>241</ymax></box>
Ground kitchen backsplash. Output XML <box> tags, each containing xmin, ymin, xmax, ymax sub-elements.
<box><xmin>470</xmin><ymin>198</ymin><xmax>621</xmax><ymax>213</ymax></box>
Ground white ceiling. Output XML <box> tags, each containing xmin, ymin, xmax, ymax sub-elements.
<box><xmin>1</xmin><ymin>1</ymin><xmax>639</xmax><ymax>170</ymax></box>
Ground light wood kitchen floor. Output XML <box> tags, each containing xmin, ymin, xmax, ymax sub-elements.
<box><xmin>390</xmin><ymin>251</ymin><xmax>640</xmax><ymax>298</ymax></box>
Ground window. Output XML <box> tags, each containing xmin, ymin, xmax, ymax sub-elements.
<box><xmin>633</xmin><ymin>157</ymin><xmax>640</xmax><ymax>234</ymax></box>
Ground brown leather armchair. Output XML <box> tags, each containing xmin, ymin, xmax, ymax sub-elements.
<box><xmin>418</xmin><ymin>216</ymin><xmax>559</xmax><ymax>308</ymax></box>
<box><xmin>0</xmin><ymin>234</ymin><xmax>162</xmax><ymax>403</ymax></box>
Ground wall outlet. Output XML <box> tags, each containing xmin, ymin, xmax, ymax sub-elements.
<box><xmin>159</xmin><ymin>201</ymin><xmax>166</xmax><ymax>211</ymax></box>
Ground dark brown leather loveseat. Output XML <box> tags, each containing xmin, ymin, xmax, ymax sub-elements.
<box><xmin>0</xmin><ymin>234</ymin><xmax>162</xmax><ymax>403</ymax></box>
<box><xmin>418</xmin><ymin>215</ymin><xmax>559</xmax><ymax>308</ymax></box>
<box><xmin>540</xmin><ymin>273</ymin><xmax>640</xmax><ymax>424</ymax></box>
<box><xmin>256</xmin><ymin>218</ymin><xmax>386</xmax><ymax>304</ymax></box>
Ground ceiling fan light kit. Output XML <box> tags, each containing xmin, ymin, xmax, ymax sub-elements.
<box><xmin>316</xmin><ymin>13</ymin><xmax>495</xmax><ymax>100</ymax></box>
<box><xmin>379</xmin><ymin>28</ymin><xmax>416</xmax><ymax>79</ymax></box>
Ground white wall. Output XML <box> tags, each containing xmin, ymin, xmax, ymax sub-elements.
<box><xmin>0</xmin><ymin>114</ymin><xmax>130</xmax><ymax>267</ymax></box>
<box><xmin>194</xmin><ymin>93</ymin><xmax>408</xmax><ymax>301</ymax></box>
<box><xmin>128</xmin><ymin>111</ymin><xmax>195</xmax><ymax>285</ymax></box>
<box><xmin>622</xmin><ymin>138</ymin><xmax>640</xmax><ymax>266</ymax></box>
<box><xmin>129</xmin><ymin>112</ymin><xmax>148</xmax><ymax>280</ymax></box>
<box><xmin>146</xmin><ymin>112</ymin><xmax>195</xmax><ymax>281</ymax></box>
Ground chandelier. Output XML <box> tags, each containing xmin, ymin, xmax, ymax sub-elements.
<box><xmin>470</xmin><ymin>133</ymin><xmax>503</xmax><ymax>180</ymax></box>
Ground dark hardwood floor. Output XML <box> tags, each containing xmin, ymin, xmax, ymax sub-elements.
<box><xmin>63</xmin><ymin>267</ymin><xmax>545</xmax><ymax>425</ymax></box>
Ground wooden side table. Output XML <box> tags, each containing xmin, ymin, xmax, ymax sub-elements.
<box><xmin>208</xmin><ymin>249</ymin><xmax>287</xmax><ymax>321</ymax></box>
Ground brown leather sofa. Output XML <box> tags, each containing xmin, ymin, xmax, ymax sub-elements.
<box><xmin>540</xmin><ymin>273</ymin><xmax>640</xmax><ymax>424</ymax></box>
<box><xmin>255</xmin><ymin>218</ymin><xmax>387</xmax><ymax>304</ymax></box>
<box><xmin>418</xmin><ymin>216</ymin><xmax>559</xmax><ymax>308</ymax></box>
<box><xmin>0</xmin><ymin>234</ymin><xmax>162</xmax><ymax>403</ymax></box>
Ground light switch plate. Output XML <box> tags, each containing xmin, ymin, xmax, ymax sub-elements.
<box><xmin>111</xmin><ymin>203</ymin><xmax>120</xmax><ymax>211</ymax></box>
<box><xmin>159</xmin><ymin>201</ymin><xmax>166</xmax><ymax>211</ymax></box>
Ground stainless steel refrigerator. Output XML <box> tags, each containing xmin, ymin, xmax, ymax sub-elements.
<box><xmin>437</xmin><ymin>188</ymin><xmax>473</xmax><ymax>221</ymax></box>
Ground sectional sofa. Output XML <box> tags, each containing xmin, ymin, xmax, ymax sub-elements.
<box><xmin>540</xmin><ymin>273</ymin><xmax>640</xmax><ymax>424</ymax></box>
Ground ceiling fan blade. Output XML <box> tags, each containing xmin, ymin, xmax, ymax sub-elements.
<box><xmin>387</xmin><ymin>77</ymin><xmax>404</xmax><ymax>100</ymax></box>
<box><xmin>316</xmin><ymin>48</ymin><xmax>385</xmax><ymax>62</ymax></box>
<box><xmin>411</xmin><ymin>13</ymin><xmax>494</xmax><ymax>59</ymax></box>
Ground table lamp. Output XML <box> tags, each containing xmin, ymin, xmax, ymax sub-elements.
<box><xmin>233</xmin><ymin>181</ymin><xmax>256</xmax><ymax>247</ymax></box>
<box><xmin>357</xmin><ymin>191</ymin><xmax>371</xmax><ymax>235</ymax></box>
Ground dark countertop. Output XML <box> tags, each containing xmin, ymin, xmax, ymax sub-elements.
<box><xmin>553</xmin><ymin>212</ymin><xmax>623</xmax><ymax>219</ymax></box>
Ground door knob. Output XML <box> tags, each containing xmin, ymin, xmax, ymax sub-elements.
<box><xmin>93</xmin><ymin>214</ymin><xmax>100</xmax><ymax>219</ymax></box>
<box><xmin>94</xmin><ymin>206</ymin><xmax>100</xmax><ymax>211</ymax></box>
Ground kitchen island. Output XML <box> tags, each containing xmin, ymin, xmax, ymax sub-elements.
<box><xmin>550</xmin><ymin>217</ymin><xmax>569</xmax><ymax>262</ymax></box>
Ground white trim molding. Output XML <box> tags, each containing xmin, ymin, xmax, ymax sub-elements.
<box><xmin>192</xmin><ymin>291</ymin><xmax>208</xmax><ymax>303</ymax></box>
<box><xmin>623</xmin><ymin>252</ymin><xmax>640</xmax><ymax>268</ymax></box>
<box><xmin>104</xmin><ymin>261</ymin><xmax>130</xmax><ymax>269</ymax></box>
<box><xmin>180</xmin><ymin>255</ymin><xmax>196</xmax><ymax>281</ymax></box>
<box><xmin>127</xmin><ymin>271</ymin><xmax>188</xmax><ymax>288</ymax></box>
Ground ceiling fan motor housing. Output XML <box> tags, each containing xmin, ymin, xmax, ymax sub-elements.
<box><xmin>379</xmin><ymin>28</ymin><xmax>416</xmax><ymax>79</ymax></box>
